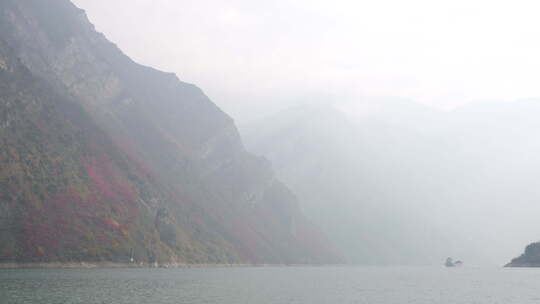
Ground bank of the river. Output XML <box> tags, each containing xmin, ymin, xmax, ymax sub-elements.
<box><xmin>0</xmin><ymin>262</ymin><xmax>332</xmax><ymax>269</ymax></box>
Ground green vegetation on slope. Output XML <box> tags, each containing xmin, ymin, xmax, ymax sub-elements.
<box><xmin>0</xmin><ymin>0</ymin><xmax>339</xmax><ymax>264</ymax></box>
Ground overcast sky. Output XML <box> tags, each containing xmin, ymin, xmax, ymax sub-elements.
<box><xmin>72</xmin><ymin>0</ymin><xmax>540</xmax><ymax>122</ymax></box>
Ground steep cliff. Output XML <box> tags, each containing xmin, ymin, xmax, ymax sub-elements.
<box><xmin>0</xmin><ymin>0</ymin><xmax>338</xmax><ymax>264</ymax></box>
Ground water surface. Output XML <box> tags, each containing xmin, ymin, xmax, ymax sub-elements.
<box><xmin>1</xmin><ymin>266</ymin><xmax>539</xmax><ymax>303</ymax></box>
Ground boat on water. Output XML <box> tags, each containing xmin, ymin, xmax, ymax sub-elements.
<box><xmin>445</xmin><ymin>257</ymin><xmax>464</xmax><ymax>267</ymax></box>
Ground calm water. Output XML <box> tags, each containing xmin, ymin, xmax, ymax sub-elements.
<box><xmin>1</xmin><ymin>266</ymin><xmax>540</xmax><ymax>303</ymax></box>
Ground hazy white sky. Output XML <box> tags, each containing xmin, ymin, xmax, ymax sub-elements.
<box><xmin>72</xmin><ymin>0</ymin><xmax>540</xmax><ymax>122</ymax></box>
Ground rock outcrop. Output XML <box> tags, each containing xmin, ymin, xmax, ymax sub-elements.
<box><xmin>506</xmin><ymin>243</ymin><xmax>540</xmax><ymax>267</ymax></box>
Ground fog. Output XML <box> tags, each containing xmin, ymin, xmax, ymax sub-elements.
<box><xmin>242</xmin><ymin>99</ymin><xmax>540</xmax><ymax>265</ymax></box>
<box><xmin>73</xmin><ymin>0</ymin><xmax>540</xmax><ymax>122</ymax></box>
<box><xmin>72</xmin><ymin>0</ymin><xmax>540</xmax><ymax>265</ymax></box>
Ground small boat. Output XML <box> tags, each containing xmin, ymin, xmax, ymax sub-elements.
<box><xmin>445</xmin><ymin>257</ymin><xmax>464</xmax><ymax>267</ymax></box>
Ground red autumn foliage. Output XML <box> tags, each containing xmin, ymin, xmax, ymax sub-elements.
<box><xmin>83</xmin><ymin>156</ymin><xmax>136</xmax><ymax>203</ymax></box>
<box><xmin>20</xmin><ymin>154</ymin><xmax>142</xmax><ymax>260</ymax></box>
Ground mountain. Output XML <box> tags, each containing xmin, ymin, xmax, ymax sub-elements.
<box><xmin>241</xmin><ymin>103</ymin><xmax>457</xmax><ymax>264</ymax></box>
<box><xmin>241</xmin><ymin>100</ymin><xmax>540</xmax><ymax>265</ymax></box>
<box><xmin>0</xmin><ymin>0</ymin><xmax>338</xmax><ymax>264</ymax></box>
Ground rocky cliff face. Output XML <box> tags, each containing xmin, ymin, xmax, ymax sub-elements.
<box><xmin>0</xmin><ymin>0</ymin><xmax>338</xmax><ymax>264</ymax></box>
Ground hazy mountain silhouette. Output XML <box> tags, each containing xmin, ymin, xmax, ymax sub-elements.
<box><xmin>242</xmin><ymin>99</ymin><xmax>540</xmax><ymax>265</ymax></box>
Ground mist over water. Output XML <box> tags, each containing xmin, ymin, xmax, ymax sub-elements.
<box><xmin>242</xmin><ymin>98</ymin><xmax>540</xmax><ymax>266</ymax></box>
<box><xmin>4</xmin><ymin>0</ymin><xmax>540</xmax><ymax>303</ymax></box>
<box><xmin>69</xmin><ymin>1</ymin><xmax>540</xmax><ymax>266</ymax></box>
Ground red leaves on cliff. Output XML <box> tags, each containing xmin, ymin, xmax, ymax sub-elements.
<box><xmin>21</xmin><ymin>155</ymin><xmax>141</xmax><ymax>260</ymax></box>
<box><xmin>83</xmin><ymin>155</ymin><xmax>136</xmax><ymax>203</ymax></box>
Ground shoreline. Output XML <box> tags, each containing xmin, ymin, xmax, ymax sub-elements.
<box><xmin>0</xmin><ymin>262</ymin><xmax>343</xmax><ymax>269</ymax></box>
<box><xmin>2</xmin><ymin>263</ymin><xmax>529</xmax><ymax>269</ymax></box>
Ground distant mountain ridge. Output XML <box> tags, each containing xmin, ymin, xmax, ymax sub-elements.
<box><xmin>0</xmin><ymin>0</ymin><xmax>339</xmax><ymax>264</ymax></box>
<box><xmin>242</xmin><ymin>100</ymin><xmax>540</xmax><ymax>265</ymax></box>
<box><xmin>241</xmin><ymin>103</ymin><xmax>456</xmax><ymax>264</ymax></box>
